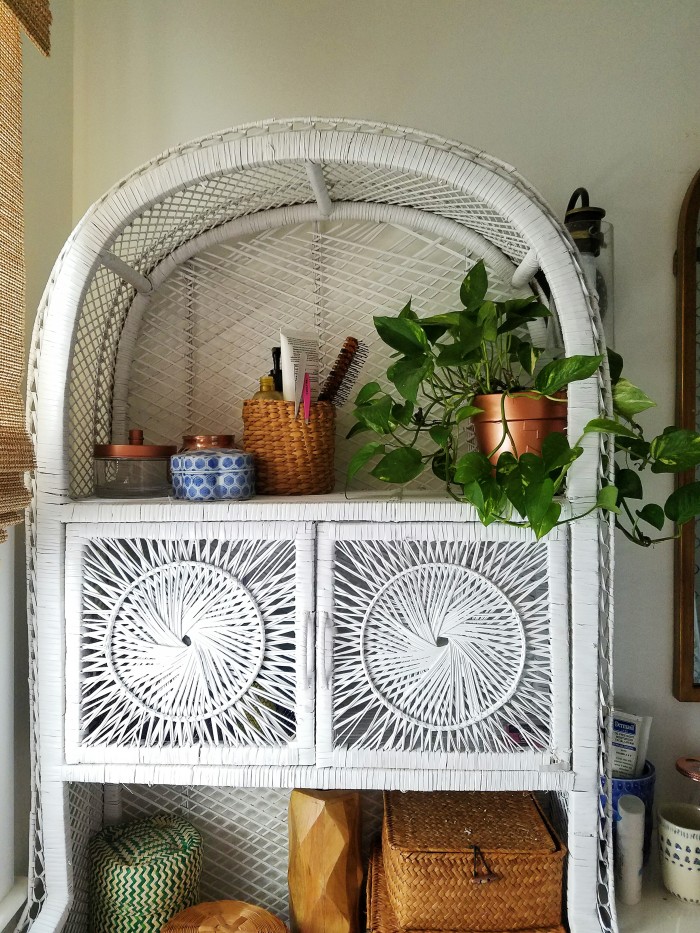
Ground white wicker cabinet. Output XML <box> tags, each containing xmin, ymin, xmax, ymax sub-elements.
<box><xmin>23</xmin><ymin>120</ymin><xmax>616</xmax><ymax>933</ymax></box>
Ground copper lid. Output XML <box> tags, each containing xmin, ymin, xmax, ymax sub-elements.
<box><xmin>95</xmin><ymin>428</ymin><xmax>176</xmax><ymax>459</ymax></box>
<box><xmin>181</xmin><ymin>434</ymin><xmax>235</xmax><ymax>451</ymax></box>
<box><xmin>676</xmin><ymin>757</ymin><xmax>700</xmax><ymax>782</ymax></box>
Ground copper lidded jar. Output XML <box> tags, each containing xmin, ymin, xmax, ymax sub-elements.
<box><xmin>94</xmin><ymin>429</ymin><xmax>176</xmax><ymax>497</ymax></box>
<box><xmin>180</xmin><ymin>434</ymin><xmax>235</xmax><ymax>451</ymax></box>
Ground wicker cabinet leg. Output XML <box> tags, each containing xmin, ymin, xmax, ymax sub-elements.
<box><xmin>288</xmin><ymin>789</ymin><xmax>363</xmax><ymax>933</ymax></box>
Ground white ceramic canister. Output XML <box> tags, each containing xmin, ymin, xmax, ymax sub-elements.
<box><xmin>657</xmin><ymin>802</ymin><xmax>700</xmax><ymax>903</ymax></box>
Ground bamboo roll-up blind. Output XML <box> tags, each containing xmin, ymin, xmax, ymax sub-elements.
<box><xmin>0</xmin><ymin>1</ymin><xmax>50</xmax><ymax>542</ymax></box>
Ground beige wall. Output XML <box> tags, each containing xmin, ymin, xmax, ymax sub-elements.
<box><xmin>17</xmin><ymin>0</ymin><xmax>74</xmax><ymax>890</ymax></box>
<box><xmin>21</xmin><ymin>0</ymin><xmax>700</xmax><ymax>834</ymax></box>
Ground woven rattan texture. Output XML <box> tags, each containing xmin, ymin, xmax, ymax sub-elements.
<box><xmin>382</xmin><ymin>792</ymin><xmax>565</xmax><ymax>931</ymax></box>
<box><xmin>0</xmin><ymin>4</ymin><xmax>35</xmax><ymax>539</ymax></box>
<box><xmin>384</xmin><ymin>791</ymin><xmax>557</xmax><ymax>852</ymax></box>
<box><xmin>68</xmin><ymin>266</ymin><xmax>132</xmax><ymax>496</ymax></box>
<box><xmin>327</xmin><ymin>535</ymin><xmax>557</xmax><ymax>758</ymax></box>
<box><xmin>367</xmin><ymin>847</ymin><xmax>565</xmax><ymax>933</ymax></box>
<box><xmin>4</xmin><ymin>0</ymin><xmax>51</xmax><ymax>54</ymax></box>
<box><xmin>68</xmin><ymin>530</ymin><xmax>304</xmax><ymax>758</ymax></box>
<box><xmin>323</xmin><ymin>164</ymin><xmax>530</xmax><ymax>263</ymax></box>
<box><xmin>62</xmin><ymin>784</ymin><xmax>104</xmax><ymax>933</ymax></box>
<box><xmin>112</xmin><ymin>164</ymin><xmax>314</xmax><ymax>273</ymax></box>
<box><xmin>89</xmin><ymin>815</ymin><xmax>202</xmax><ymax>933</ymax></box>
<box><xmin>162</xmin><ymin>900</ymin><xmax>288</xmax><ymax>933</ymax></box>
<box><xmin>243</xmin><ymin>400</ymin><xmax>335</xmax><ymax>495</ymax></box>
<box><xmin>118</xmin><ymin>221</ymin><xmax>509</xmax><ymax>496</ymax></box>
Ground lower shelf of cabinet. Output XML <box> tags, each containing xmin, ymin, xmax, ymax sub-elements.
<box><xmin>59</xmin><ymin>763</ymin><xmax>574</xmax><ymax>790</ymax></box>
<box><xmin>617</xmin><ymin>836</ymin><xmax>699</xmax><ymax>932</ymax></box>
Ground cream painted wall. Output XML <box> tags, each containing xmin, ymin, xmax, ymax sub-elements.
<box><xmin>21</xmin><ymin>0</ymin><xmax>700</xmax><ymax>838</ymax></box>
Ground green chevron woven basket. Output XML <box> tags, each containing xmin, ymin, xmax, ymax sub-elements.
<box><xmin>88</xmin><ymin>814</ymin><xmax>202</xmax><ymax>933</ymax></box>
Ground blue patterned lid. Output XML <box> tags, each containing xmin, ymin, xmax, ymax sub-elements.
<box><xmin>171</xmin><ymin>449</ymin><xmax>255</xmax><ymax>473</ymax></box>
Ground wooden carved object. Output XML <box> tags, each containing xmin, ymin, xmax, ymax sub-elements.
<box><xmin>288</xmin><ymin>789</ymin><xmax>363</xmax><ymax>933</ymax></box>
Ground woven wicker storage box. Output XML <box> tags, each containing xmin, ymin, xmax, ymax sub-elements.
<box><xmin>381</xmin><ymin>792</ymin><xmax>565</xmax><ymax>932</ymax></box>
<box><xmin>367</xmin><ymin>847</ymin><xmax>565</xmax><ymax>933</ymax></box>
<box><xmin>242</xmin><ymin>399</ymin><xmax>335</xmax><ymax>495</ymax></box>
<box><xmin>88</xmin><ymin>814</ymin><xmax>202</xmax><ymax>933</ymax></box>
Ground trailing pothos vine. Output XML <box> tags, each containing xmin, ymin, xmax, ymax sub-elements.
<box><xmin>347</xmin><ymin>261</ymin><xmax>700</xmax><ymax>543</ymax></box>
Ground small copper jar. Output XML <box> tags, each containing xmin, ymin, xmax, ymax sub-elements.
<box><xmin>94</xmin><ymin>429</ymin><xmax>176</xmax><ymax>497</ymax></box>
<box><xmin>677</xmin><ymin>757</ymin><xmax>700</xmax><ymax>806</ymax></box>
<box><xmin>180</xmin><ymin>434</ymin><xmax>235</xmax><ymax>451</ymax></box>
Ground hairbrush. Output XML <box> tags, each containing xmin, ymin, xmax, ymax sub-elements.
<box><xmin>319</xmin><ymin>337</ymin><xmax>369</xmax><ymax>407</ymax></box>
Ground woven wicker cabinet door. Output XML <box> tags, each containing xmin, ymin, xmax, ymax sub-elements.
<box><xmin>65</xmin><ymin>521</ymin><xmax>315</xmax><ymax>767</ymax></box>
<box><xmin>316</xmin><ymin>522</ymin><xmax>570</xmax><ymax>772</ymax></box>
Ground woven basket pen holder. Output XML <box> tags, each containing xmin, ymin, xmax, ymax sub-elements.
<box><xmin>242</xmin><ymin>399</ymin><xmax>335</xmax><ymax>495</ymax></box>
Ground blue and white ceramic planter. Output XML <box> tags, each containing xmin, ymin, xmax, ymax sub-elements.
<box><xmin>171</xmin><ymin>449</ymin><xmax>255</xmax><ymax>501</ymax></box>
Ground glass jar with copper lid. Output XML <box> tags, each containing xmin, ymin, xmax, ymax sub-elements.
<box><xmin>677</xmin><ymin>756</ymin><xmax>700</xmax><ymax>806</ymax></box>
<box><xmin>94</xmin><ymin>429</ymin><xmax>176</xmax><ymax>497</ymax></box>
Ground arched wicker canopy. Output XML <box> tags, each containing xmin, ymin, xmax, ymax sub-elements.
<box><xmin>29</xmin><ymin>117</ymin><xmax>606</xmax><ymax>500</ymax></box>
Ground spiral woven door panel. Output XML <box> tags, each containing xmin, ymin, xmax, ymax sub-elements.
<box><xmin>65</xmin><ymin>521</ymin><xmax>315</xmax><ymax>766</ymax></box>
<box><xmin>315</xmin><ymin>522</ymin><xmax>570</xmax><ymax>771</ymax></box>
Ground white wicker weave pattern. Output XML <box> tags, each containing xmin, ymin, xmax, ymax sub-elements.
<box><xmin>317</xmin><ymin>525</ymin><xmax>567</xmax><ymax>768</ymax></box>
<box><xmin>118</xmin><ymin>219</ymin><xmax>521</xmax><ymax>494</ymax></box>
<box><xmin>95</xmin><ymin>558</ymin><xmax>265</xmax><ymax>720</ymax></box>
<box><xmin>22</xmin><ymin>118</ymin><xmax>615</xmax><ymax>933</ymax></box>
<box><xmin>361</xmin><ymin>561</ymin><xmax>525</xmax><ymax>729</ymax></box>
<box><xmin>59</xmin><ymin>784</ymin><xmax>386</xmax><ymax>932</ymax></box>
<box><xmin>65</xmin><ymin>523</ymin><xmax>316</xmax><ymax>766</ymax></box>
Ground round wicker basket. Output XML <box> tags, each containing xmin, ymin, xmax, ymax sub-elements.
<box><xmin>162</xmin><ymin>900</ymin><xmax>288</xmax><ymax>933</ymax></box>
<box><xmin>89</xmin><ymin>815</ymin><xmax>202</xmax><ymax>933</ymax></box>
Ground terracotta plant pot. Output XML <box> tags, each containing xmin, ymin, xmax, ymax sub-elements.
<box><xmin>471</xmin><ymin>392</ymin><xmax>567</xmax><ymax>465</ymax></box>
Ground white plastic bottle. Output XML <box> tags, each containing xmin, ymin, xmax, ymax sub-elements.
<box><xmin>616</xmin><ymin>794</ymin><xmax>645</xmax><ymax>905</ymax></box>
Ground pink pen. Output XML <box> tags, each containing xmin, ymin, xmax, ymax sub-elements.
<box><xmin>302</xmin><ymin>372</ymin><xmax>311</xmax><ymax>423</ymax></box>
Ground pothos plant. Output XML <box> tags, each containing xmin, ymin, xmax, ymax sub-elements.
<box><xmin>347</xmin><ymin>261</ymin><xmax>700</xmax><ymax>543</ymax></box>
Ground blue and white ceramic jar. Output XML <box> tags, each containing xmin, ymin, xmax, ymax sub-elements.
<box><xmin>170</xmin><ymin>448</ymin><xmax>255</xmax><ymax>501</ymax></box>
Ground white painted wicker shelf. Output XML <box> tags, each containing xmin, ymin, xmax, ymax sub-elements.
<box><xmin>59</xmin><ymin>492</ymin><xmax>577</xmax><ymax>524</ymax></box>
<box><xmin>24</xmin><ymin>118</ymin><xmax>616</xmax><ymax>933</ymax></box>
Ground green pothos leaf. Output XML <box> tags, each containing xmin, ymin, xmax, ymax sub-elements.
<box><xmin>596</xmin><ymin>485</ymin><xmax>620</xmax><ymax>514</ymax></box>
<box><xmin>346</xmin><ymin>441</ymin><xmax>385</xmax><ymax>482</ymax></box>
<box><xmin>664</xmin><ymin>481</ymin><xmax>700</xmax><ymax>525</ymax></box>
<box><xmin>370</xmin><ymin>447</ymin><xmax>424</xmax><ymax>483</ymax></box>
<box><xmin>355</xmin><ymin>381</ymin><xmax>382</xmax><ymax>406</ymax></box>
<box><xmin>459</xmin><ymin>259</ymin><xmax>488</xmax><ymax>311</ymax></box>
<box><xmin>636</xmin><ymin>503</ymin><xmax>665</xmax><ymax>530</ymax></box>
<box><xmin>429</xmin><ymin>425</ymin><xmax>451</xmax><ymax>448</ymax></box>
